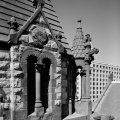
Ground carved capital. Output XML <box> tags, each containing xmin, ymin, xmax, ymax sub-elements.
<box><xmin>35</xmin><ymin>63</ymin><xmax>45</xmax><ymax>72</ymax></box>
<box><xmin>80</xmin><ymin>70</ymin><xmax>86</xmax><ymax>76</ymax></box>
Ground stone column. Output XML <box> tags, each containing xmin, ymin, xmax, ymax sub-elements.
<box><xmin>75</xmin><ymin>66</ymin><xmax>92</xmax><ymax>115</ymax></box>
<box><xmin>85</xmin><ymin>61</ymin><xmax>91</xmax><ymax>101</ymax></box>
<box><xmin>76</xmin><ymin>68</ymin><xmax>82</xmax><ymax>100</ymax></box>
<box><xmin>34</xmin><ymin>63</ymin><xmax>44</xmax><ymax>113</ymax></box>
<box><xmin>80</xmin><ymin>70</ymin><xmax>86</xmax><ymax>101</ymax></box>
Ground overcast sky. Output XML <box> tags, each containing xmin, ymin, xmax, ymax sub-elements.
<box><xmin>52</xmin><ymin>0</ymin><xmax>120</xmax><ymax>66</ymax></box>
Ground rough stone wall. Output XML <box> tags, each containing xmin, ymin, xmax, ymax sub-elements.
<box><xmin>0</xmin><ymin>51</ymin><xmax>11</xmax><ymax>119</ymax></box>
<box><xmin>9</xmin><ymin>44</ymin><xmax>61</xmax><ymax>120</ymax></box>
<box><xmin>0</xmin><ymin>51</ymin><xmax>10</xmax><ymax>88</ymax></box>
<box><xmin>10</xmin><ymin>45</ymin><xmax>26</xmax><ymax>120</ymax></box>
<box><xmin>3</xmin><ymin>42</ymin><xmax>74</xmax><ymax>120</ymax></box>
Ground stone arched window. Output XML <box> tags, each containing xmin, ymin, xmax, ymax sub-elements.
<box><xmin>20</xmin><ymin>47</ymin><xmax>57</xmax><ymax>116</ymax></box>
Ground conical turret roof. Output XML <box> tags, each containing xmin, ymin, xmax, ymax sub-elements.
<box><xmin>72</xmin><ymin>20</ymin><xmax>85</xmax><ymax>58</ymax></box>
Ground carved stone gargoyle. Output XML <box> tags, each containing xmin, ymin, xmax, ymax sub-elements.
<box><xmin>83</xmin><ymin>34</ymin><xmax>99</xmax><ymax>63</ymax></box>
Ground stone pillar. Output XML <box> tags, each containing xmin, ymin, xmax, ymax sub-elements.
<box><xmin>85</xmin><ymin>61</ymin><xmax>91</xmax><ymax>101</ymax></box>
<box><xmin>10</xmin><ymin>46</ymin><xmax>15</xmax><ymax>120</ymax></box>
<box><xmin>75</xmin><ymin>64</ymin><xmax>92</xmax><ymax>115</ymax></box>
<box><xmin>80</xmin><ymin>69</ymin><xmax>86</xmax><ymax>100</ymax></box>
<box><xmin>76</xmin><ymin>68</ymin><xmax>82</xmax><ymax>100</ymax></box>
<box><xmin>34</xmin><ymin>63</ymin><xmax>44</xmax><ymax>113</ymax></box>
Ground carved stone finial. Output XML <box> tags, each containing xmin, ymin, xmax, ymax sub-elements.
<box><xmin>32</xmin><ymin>0</ymin><xmax>45</xmax><ymax>9</ymax></box>
<box><xmin>7</xmin><ymin>17</ymin><xmax>19</xmax><ymax>44</ymax></box>
<box><xmin>77</xmin><ymin>19</ymin><xmax>82</xmax><ymax>28</ymax></box>
<box><xmin>56</xmin><ymin>32</ymin><xmax>62</xmax><ymax>42</ymax></box>
<box><xmin>7</xmin><ymin>17</ymin><xmax>19</xmax><ymax>34</ymax></box>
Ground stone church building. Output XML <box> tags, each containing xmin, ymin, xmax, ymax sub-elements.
<box><xmin>0</xmin><ymin>0</ymin><xmax>110</xmax><ymax>120</ymax></box>
<box><xmin>0</xmin><ymin>0</ymin><xmax>76</xmax><ymax>119</ymax></box>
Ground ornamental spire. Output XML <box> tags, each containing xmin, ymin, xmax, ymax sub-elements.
<box><xmin>72</xmin><ymin>20</ymin><xmax>84</xmax><ymax>58</ymax></box>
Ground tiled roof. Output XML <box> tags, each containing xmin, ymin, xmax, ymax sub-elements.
<box><xmin>0</xmin><ymin>0</ymin><xmax>71</xmax><ymax>54</ymax></box>
<box><xmin>71</xmin><ymin>20</ymin><xmax>85</xmax><ymax>58</ymax></box>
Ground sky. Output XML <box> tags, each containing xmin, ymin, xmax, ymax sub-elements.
<box><xmin>52</xmin><ymin>0</ymin><xmax>120</xmax><ymax>66</ymax></box>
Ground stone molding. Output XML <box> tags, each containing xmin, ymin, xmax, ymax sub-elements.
<box><xmin>20</xmin><ymin>47</ymin><xmax>57</xmax><ymax>73</ymax></box>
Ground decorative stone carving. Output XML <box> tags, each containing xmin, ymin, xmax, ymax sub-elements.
<box><xmin>7</xmin><ymin>17</ymin><xmax>19</xmax><ymax>34</ymax></box>
<box><xmin>29</xmin><ymin>25</ymin><xmax>48</xmax><ymax>48</ymax></box>
<box><xmin>84</xmin><ymin>34</ymin><xmax>99</xmax><ymax>63</ymax></box>
<box><xmin>7</xmin><ymin>17</ymin><xmax>19</xmax><ymax>44</ymax></box>
<box><xmin>84</xmin><ymin>48</ymin><xmax>99</xmax><ymax>63</ymax></box>
<box><xmin>80</xmin><ymin>70</ymin><xmax>86</xmax><ymax>76</ymax></box>
<box><xmin>34</xmin><ymin>63</ymin><xmax>45</xmax><ymax>72</ymax></box>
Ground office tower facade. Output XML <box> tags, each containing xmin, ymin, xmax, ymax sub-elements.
<box><xmin>90</xmin><ymin>61</ymin><xmax>120</xmax><ymax>102</ymax></box>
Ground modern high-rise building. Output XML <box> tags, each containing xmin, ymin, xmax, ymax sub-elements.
<box><xmin>90</xmin><ymin>61</ymin><xmax>120</xmax><ymax>102</ymax></box>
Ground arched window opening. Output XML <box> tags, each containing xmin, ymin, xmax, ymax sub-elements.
<box><xmin>41</xmin><ymin>58</ymin><xmax>51</xmax><ymax>112</ymax></box>
<box><xmin>27</xmin><ymin>55</ymin><xmax>37</xmax><ymax>115</ymax></box>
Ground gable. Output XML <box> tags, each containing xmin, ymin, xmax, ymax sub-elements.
<box><xmin>0</xmin><ymin>0</ymin><xmax>71</xmax><ymax>54</ymax></box>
